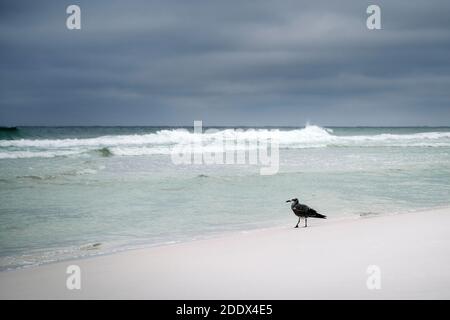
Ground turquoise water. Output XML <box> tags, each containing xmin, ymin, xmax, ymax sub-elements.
<box><xmin>1</xmin><ymin>126</ymin><xmax>450</xmax><ymax>269</ymax></box>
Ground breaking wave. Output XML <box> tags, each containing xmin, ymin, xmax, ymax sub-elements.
<box><xmin>1</xmin><ymin>125</ymin><xmax>450</xmax><ymax>159</ymax></box>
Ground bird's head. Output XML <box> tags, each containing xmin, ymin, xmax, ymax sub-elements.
<box><xmin>286</xmin><ymin>198</ymin><xmax>298</xmax><ymax>203</ymax></box>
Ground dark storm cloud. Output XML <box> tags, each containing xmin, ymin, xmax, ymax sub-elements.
<box><xmin>1</xmin><ymin>0</ymin><xmax>450</xmax><ymax>126</ymax></box>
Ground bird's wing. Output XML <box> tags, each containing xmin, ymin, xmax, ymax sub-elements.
<box><xmin>297</xmin><ymin>204</ymin><xmax>309</xmax><ymax>211</ymax></box>
<box><xmin>294</xmin><ymin>204</ymin><xmax>318</xmax><ymax>215</ymax></box>
<box><xmin>293</xmin><ymin>204</ymin><xmax>308</xmax><ymax>214</ymax></box>
<box><xmin>307</xmin><ymin>206</ymin><xmax>318</xmax><ymax>215</ymax></box>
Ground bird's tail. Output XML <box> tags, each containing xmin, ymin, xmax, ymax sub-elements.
<box><xmin>312</xmin><ymin>212</ymin><xmax>327</xmax><ymax>219</ymax></box>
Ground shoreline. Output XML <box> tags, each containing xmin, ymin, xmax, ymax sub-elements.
<box><xmin>1</xmin><ymin>205</ymin><xmax>446</xmax><ymax>273</ymax></box>
<box><xmin>0</xmin><ymin>218</ymin><xmax>293</xmax><ymax>273</ymax></box>
<box><xmin>1</xmin><ymin>206</ymin><xmax>450</xmax><ymax>299</ymax></box>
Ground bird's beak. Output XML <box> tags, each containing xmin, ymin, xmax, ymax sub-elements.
<box><xmin>286</xmin><ymin>200</ymin><xmax>291</xmax><ymax>203</ymax></box>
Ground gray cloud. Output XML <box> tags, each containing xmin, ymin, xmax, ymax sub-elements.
<box><xmin>1</xmin><ymin>0</ymin><xmax>450</xmax><ymax>126</ymax></box>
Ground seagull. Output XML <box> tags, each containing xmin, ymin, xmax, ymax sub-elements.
<box><xmin>286</xmin><ymin>198</ymin><xmax>326</xmax><ymax>228</ymax></box>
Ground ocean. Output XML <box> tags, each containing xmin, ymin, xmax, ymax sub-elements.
<box><xmin>1</xmin><ymin>125</ymin><xmax>450</xmax><ymax>270</ymax></box>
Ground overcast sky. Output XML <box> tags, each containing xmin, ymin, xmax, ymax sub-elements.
<box><xmin>1</xmin><ymin>0</ymin><xmax>450</xmax><ymax>126</ymax></box>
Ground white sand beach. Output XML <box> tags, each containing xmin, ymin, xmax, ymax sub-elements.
<box><xmin>1</xmin><ymin>207</ymin><xmax>450</xmax><ymax>300</ymax></box>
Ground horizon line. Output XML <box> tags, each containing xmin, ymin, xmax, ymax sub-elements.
<box><xmin>2</xmin><ymin>125</ymin><xmax>450</xmax><ymax>128</ymax></box>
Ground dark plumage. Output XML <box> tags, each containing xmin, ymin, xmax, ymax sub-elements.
<box><xmin>286</xmin><ymin>198</ymin><xmax>326</xmax><ymax>228</ymax></box>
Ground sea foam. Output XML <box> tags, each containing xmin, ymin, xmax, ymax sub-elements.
<box><xmin>1</xmin><ymin>125</ymin><xmax>450</xmax><ymax>159</ymax></box>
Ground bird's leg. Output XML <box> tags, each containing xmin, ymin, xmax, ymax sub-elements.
<box><xmin>295</xmin><ymin>217</ymin><xmax>300</xmax><ymax>228</ymax></box>
<box><xmin>304</xmin><ymin>218</ymin><xmax>308</xmax><ymax>228</ymax></box>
